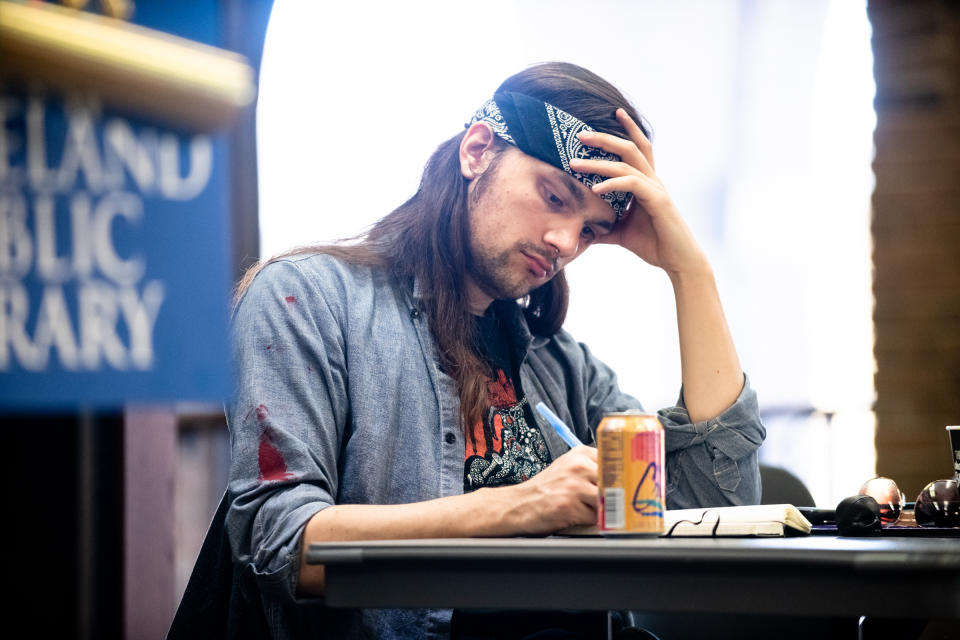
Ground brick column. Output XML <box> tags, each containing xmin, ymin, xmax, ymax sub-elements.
<box><xmin>869</xmin><ymin>0</ymin><xmax>960</xmax><ymax>498</ymax></box>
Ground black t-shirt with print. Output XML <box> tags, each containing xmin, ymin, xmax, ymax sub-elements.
<box><xmin>463</xmin><ymin>309</ymin><xmax>553</xmax><ymax>492</ymax></box>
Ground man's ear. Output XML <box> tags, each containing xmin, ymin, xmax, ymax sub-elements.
<box><xmin>459</xmin><ymin>122</ymin><xmax>498</xmax><ymax>179</ymax></box>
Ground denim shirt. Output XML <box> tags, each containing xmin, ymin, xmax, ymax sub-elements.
<box><xmin>225</xmin><ymin>254</ymin><xmax>765</xmax><ymax>640</ymax></box>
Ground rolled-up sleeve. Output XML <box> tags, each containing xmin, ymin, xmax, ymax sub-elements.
<box><xmin>225</xmin><ymin>259</ymin><xmax>347</xmax><ymax>602</ymax></box>
<box><xmin>658</xmin><ymin>374</ymin><xmax>766</xmax><ymax>508</ymax></box>
<box><xmin>545</xmin><ymin>334</ymin><xmax>765</xmax><ymax>509</ymax></box>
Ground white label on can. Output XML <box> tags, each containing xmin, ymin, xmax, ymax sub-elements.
<box><xmin>604</xmin><ymin>488</ymin><xmax>625</xmax><ymax>529</ymax></box>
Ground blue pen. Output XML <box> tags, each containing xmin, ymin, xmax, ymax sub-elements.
<box><xmin>535</xmin><ymin>402</ymin><xmax>583</xmax><ymax>448</ymax></box>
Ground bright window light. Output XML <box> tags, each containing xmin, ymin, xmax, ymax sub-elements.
<box><xmin>256</xmin><ymin>0</ymin><xmax>877</xmax><ymax>507</ymax></box>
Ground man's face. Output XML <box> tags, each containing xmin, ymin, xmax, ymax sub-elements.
<box><xmin>465</xmin><ymin>146</ymin><xmax>616</xmax><ymax>311</ymax></box>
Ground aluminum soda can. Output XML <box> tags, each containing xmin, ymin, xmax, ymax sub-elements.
<box><xmin>597</xmin><ymin>411</ymin><xmax>665</xmax><ymax>535</ymax></box>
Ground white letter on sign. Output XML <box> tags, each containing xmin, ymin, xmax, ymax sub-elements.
<box><xmin>0</xmin><ymin>193</ymin><xmax>33</xmax><ymax>277</ymax></box>
<box><xmin>92</xmin><ymin>191</ymin><xmax>145</xmax><ymax>285</ymax></box>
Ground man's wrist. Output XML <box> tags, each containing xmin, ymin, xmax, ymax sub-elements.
<box><xmin>471</xmin><ymin>484</ymin><xmax>528</xmax><ymax>536</ymax></box>
<box><xmin>666</xmin><ymin>253</ymin><xmax>713</xmax><ymax>289</ymax></box>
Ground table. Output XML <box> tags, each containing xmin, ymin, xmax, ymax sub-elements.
<box><xmin>307</xmin><ymin>536</ymin><xmax>960</xmax><ymax>619</ymax></box>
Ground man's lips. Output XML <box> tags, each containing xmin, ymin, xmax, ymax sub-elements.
<box><xmin>521</xmin><ymin>251</ymin><xmax>554</xmax><ymax>278</ymax></box>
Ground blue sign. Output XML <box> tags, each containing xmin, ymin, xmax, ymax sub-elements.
<box><xmin>0</xmin><ymin>0</ymin><xmax>256</xmax><ymax>408</ymax></box>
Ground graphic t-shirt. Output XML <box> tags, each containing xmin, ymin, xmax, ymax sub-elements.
<box><xmin>463</xmin><ymin>310</ymin><xmax>552</xmax><ymax>491</ymax></box>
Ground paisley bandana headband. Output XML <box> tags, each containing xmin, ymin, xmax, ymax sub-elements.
<box><xmin>468</xmin><ymin>91</ymin><xmax>632</xmax><ymax>221</ymax></box>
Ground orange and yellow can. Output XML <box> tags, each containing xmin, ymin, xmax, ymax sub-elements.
<box><xmin>597</xmin><ymin>411</ymin><xmax>665</xmax><ymax>535</ymax></box>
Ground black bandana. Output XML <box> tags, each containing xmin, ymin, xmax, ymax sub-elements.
<box><xmin>469</xmin><ymin>91</ymin><xmax>632</xmax><ymax>220</ymax></box>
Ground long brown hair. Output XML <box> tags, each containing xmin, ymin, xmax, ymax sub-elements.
<box><xmin>236</xmin><ymin>62</ymin><xmax>647</xmax><ymax>431</ymax></box>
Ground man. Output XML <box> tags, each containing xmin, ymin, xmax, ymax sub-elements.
<box><xmin>226</xmin><ymin>62</ymin><xmax>765</xmax><ymax>638</ymax></box>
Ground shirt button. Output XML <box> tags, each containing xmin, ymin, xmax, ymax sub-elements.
<box><xmin>445</xmin><ymin>432</ymin><xmax>456</xmax><ymax>445</ymax></box>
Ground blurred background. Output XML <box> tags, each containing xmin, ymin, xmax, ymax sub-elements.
<box><xmin>3</xmin><ymin>0</ymin><xmax>958</xmax><ymax>638</ymax></box>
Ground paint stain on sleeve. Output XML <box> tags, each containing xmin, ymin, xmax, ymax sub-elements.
<box><xmin>253</xmin><ymin>405</ymin><xmax>295</xmax><ymax>483</ymax></box>
<box><xmin>258</xmin><ymin>427</ymin><xmax>295</xmax><ymax>483</ymax></box>
<box><xmin>285</xmin><ymin>296</ymin><xmax>297</xmax><ymax>303</ymax></box>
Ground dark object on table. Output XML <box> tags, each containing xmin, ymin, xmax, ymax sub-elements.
<box><xmin>835</xmin><ymin>495</ymin><xmax>881</xmax><ymax>536</ymax></box>
<box><xmin>798</xmin><ymin>507</ymin><xmax>835</xmax><ymax>525</ymax></box>
<box><xmin>759</xmin><ymin>464</ymin><xmax>815</xmax><ymax>507</ymax></box>
<box><xmin>946</xmin><ymin>425</ymin><xmax>960</xmax><ymax>481</ymax></box>
<box><xmin>914</xmin><ymin>478</ymin><xmax>960</xmax><ymax>527</ymax></box>
<box><xmin>811</xmin><ymin>500</ymin><xmax>960</xmax><ymax>537</ymax></box>
<box><xmin>858</xmin><ymin>476</ymin><xmax>904</xmax><ymax>524</ymax></box>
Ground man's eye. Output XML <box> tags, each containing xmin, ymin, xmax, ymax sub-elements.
<box><xmin>545</xmin><ymin>191</ymin><xmax>563</xmax><ymax>208</ymax></box>
<box><xmin>580</xmin><ymin>226</ymin><xmax>596</xmax><ymax>240</ymax></box>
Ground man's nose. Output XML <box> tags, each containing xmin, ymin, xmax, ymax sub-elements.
<box><xmin>543</xmin><ymin>223</ymin><xmax>580</xmax><ymax>259</ymax></box>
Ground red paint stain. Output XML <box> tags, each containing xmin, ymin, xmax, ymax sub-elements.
<box><xmin>266</xmin><ymin>345</ymin><xmax>272</xmax><ymax>350</ymax></box>
<box><xmin>258</xmin><ymin>426</ymin><xmax>294</xmax><ymax>483</ymax></box>
<box><xmin>285</xmin><ymin>296</ymin><xmax>297</xmax><ymax>303</ymax></box>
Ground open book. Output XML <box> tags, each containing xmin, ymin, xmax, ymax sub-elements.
<box><xmin>558</xmin><ymin>504</ymin><xmax>812</xmax><ymax>537</ymax></box>
<box><xmin>664</xmin><ymin>504</ymin><xmax>812</xmax><ymax>537</ymax></box>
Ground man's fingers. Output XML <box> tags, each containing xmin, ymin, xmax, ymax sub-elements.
<box><xmin>568</xmin><ymin>157</ymin><xmax>662</xmax><ymax>196</ymax></box>
<box><xmin>569</xmin><ymin>157</ymin><xmax>632</xmax><ymax>177</ymax></box>
<box><xmin>587</xmin><ymin>175</ymin><xmax>662</xmax><ymax>203</ymax></box>
<box><xmin>532</xmin><ymin>447</ymin><xmax>601</xmax><ymax>527</ymax></box>
<box><xmin>576</xmin><ymin>129</ymin><xmax>639</xmax><ymax>160</ymax></box>
<box><xmin>588</xmin><ymin>175</ymin><xmax>638</xmax><ymax>194</ymax></box>
<box><xmin>567</xmin><ymin>444</ymin><xmax>599</xmax><ymax>471</ymax></box>
<box><xmin>554</xmin><ymin>446</ymin><xmax>598</xmax><ymax>486</ymax></box>
<box><xmin>576</xmin><ymin>127</ymin><xmax>655</xmax><ymax>177</ymax></box>
<box><xmin>579</xmin><ymin>487</ymin><xmax>599</xmax><ymax>510</ymax></box>
<box><xmin>568</xmin><ymin>444</ymin><xmax>598</xmax><ymax>461</ymax></box>
<box><xmin>615</xmin><ymin>108</ymin><xmax>656</xmax><ymax>171</ymax></box>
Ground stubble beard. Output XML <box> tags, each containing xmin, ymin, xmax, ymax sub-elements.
<box><xmin>466</xmin><ymin>154</ymin><xmax>549</xmax><ymax>302</ymax></box>
<box><xmin>468</xmin><ymin>240</ymin><xmax>535</xmax><ymax>302</ymax></box>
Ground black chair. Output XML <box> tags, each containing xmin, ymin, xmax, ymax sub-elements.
<box><xmin>759</xmin><ymin>464</ymin><xmax>815</xmax><ymax>507</ymax></box>
<box><xmin>167</xmin><ymin>493</ymin><xmax>269</xmax><ymax>640</ymax></box>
